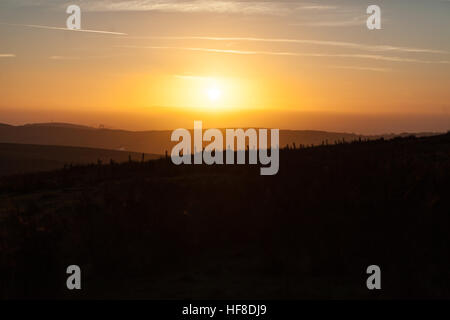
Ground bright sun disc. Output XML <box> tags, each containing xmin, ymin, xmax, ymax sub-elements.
<box><xmin>207</xmin><ymin>87</ymin><xmax>222</xmax><ymax>102</ymax></box>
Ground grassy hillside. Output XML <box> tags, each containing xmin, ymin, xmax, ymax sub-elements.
<box><xmin>0</xmin><ymin>143</ymin><xmax>160</xmax><ymax>176</ymax></box>
<box><xmin>1</xmin><ymin>134</ymin><xmax>449</xmax><ymax>299</ymax></box>
<box><xmin>0</xmin><ymin>122</ymin><xmax>440</xmax><ymax>155</ymax></box>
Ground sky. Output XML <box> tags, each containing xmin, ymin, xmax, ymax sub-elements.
<box><xmin>0</xmin><ymin>0</ymin><xmax>449</xmax><ymax>133</ymax></box>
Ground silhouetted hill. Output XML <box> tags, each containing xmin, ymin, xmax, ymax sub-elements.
<box><xmin>0</xmin><ymin>122</ymin><xmax>441</xmax><ymax>155</ymax></box>
<box><xmin>1</xmin><ymin>133</ymin><xmax>449</xmax><ymax>299</ymax></box>
<box><xmin>0</xmin><ymin>143</ymin><xmax>159</xmax><ymax>176</ymax></box>
<box><xmin>23</xmin><ymin>122</ymin><xmax>96</xmax><ymax>130</ymax></box>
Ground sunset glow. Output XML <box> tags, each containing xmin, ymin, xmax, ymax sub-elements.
<box><xmin>0</xmin><ymin>0</ymin><xmax>449</xmax><ymax>133</ymax></box>
<box><xmin>1</xmin><ymin>0</ymin><xmax>450</xmax><ymax>302</ymax></box>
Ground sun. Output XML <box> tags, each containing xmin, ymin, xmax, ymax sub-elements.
<box><xmin>207</xmin><ymin>86</ymin><xmax>222</xmax><ymax>102</ymax></box>
<box><xmin>169</xmin><ymin>75</ymin><xmax>238</xmax><ymax>110</ymax></box>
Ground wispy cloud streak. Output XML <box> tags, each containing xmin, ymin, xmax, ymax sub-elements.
<box><xmin>74</xmin><ymin>0</ymin><xmax>299</xmax><ymax>15</ymax></box>
<box><xmin>2</xmin><ymin>23</ymin><xmax>127</xmax><ymax>35</ymax></box>
<box><xmin>329</xmin><ymin>65</ymin><xmax>392</xmax><ymax>72</ymax></box>
<box><xmin>49</xmin><ymin>56</ymin><xmax>80</xmax><ymax>60</ymax></box>
<box><xmin>117</xmin><ymin>45</ymin><xmax>450</xmax><ymax>64</ymax></box>
<box><xmin>293</xmin><ymin>17</ymin><xmax>365</xmax><ymax>27</ymax></box>
<box><xmin>132</xmin><ymin>36</ymin><xmax>448</xmax><ymax>55</ymax></box>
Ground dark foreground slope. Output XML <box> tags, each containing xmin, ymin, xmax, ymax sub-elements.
<box><xmin>0</xmin><ymin>143</ymin><xmax>160</xmax><ymax>176</ymax></box>
<box><xmin>1</xmin><ymin>134</ymin><xmax>449</xmax><ymax>299</ymax></box>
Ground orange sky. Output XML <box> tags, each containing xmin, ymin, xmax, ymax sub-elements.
<box><xmin>1</xmin><ymin>0</ymin><xmax>449</xmax><ymax>133</ymax></box>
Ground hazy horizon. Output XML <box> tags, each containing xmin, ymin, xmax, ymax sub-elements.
<box><xmin>1</xmin><ymin>108</ymin><xmax>449</xmax><ymax>135</ymax></box>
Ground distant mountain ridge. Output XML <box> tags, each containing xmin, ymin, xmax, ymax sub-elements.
<box><xmin>23</xmin><ymin>122</ymin><xmax>96</xmax><ymax>130</ymax></box>
<box><xmin>0</xmin><ymin>122</ymin><xmax>442</xmax><ymax>155</ymax></box>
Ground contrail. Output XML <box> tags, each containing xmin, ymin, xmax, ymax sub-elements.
<box><xmin>2</xmin><ymin>23</ymin><xmax>127</xmax><ymax>35</ymax></box>
<box><xmin>117</xmin><ymin>45</ymin><xmax>450</xmax><ymax>64</ymax></box>
<box><xmin>129</xmin><ymin>36</ymin><xmax>448</xmax><ymax>55</ymax></box>
<box><xmin>0</xmin><ymin>54</ymin><xmax>16</xmax><ymax>58</ymax></box>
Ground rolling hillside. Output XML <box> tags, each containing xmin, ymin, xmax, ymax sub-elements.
<box><xmin>0</xmin><ymin>122</ymin><xmax>441</xmax><ymax>155</ymax></box>
<box><xmin>0</xmin><ymin>143</ymin><xmax>160</xmax><ymax>176</ymax></box>
<box><xmin>1</xmin><ymin>133</ymin><xmax>449</xmax><ymax>299</ymax></box>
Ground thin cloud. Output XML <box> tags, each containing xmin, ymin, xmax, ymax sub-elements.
<box><xmin>295</xmin><ymin>19</ymin><xmax>364</xmax><ymax>27</ymax></box>
<box><xmin>329</xmin><ymin>65</ymin><xmax>392</xmax><ymax>72</ymax></box>
<box><xmin>2</xmin><ymin>23</ymin><xmax>127</xmax><ymax>35</ymax></box>
<box><xmin>49</xmin><ymin>56</ymin><xmax>80</xmax><ymax>60</ymax></box>
<box><xmin>81</xmin><ymin>0</ymin><xmax>295</xmax><ymax>15</ymax></box>
<box><xmin>299</xmin><ymin>5</ymin><xmax>338</xmax><ymax>10</ymax></box>
<box><xmin>0</xmin><ymin>54</ymin><xmax>16</xmax><ymax>58</ymax></box>
<box><xmin>117</xmin><ymin>45</ymin><xmax>450</xmax><ymax>64</ymax></box>
<box><xmin>49</xmin><ymin>54</ymin><xmax>131</xmax><ymax>60</ymax></box>
<box><xmin>129</xmin><ymin>36</ymin><xmax>448</xmax><ymax>55</ymax></box>
<box><xmin>1</xmin><ymin>0</ymin><xmax>346</xmax><ymax>18</ymax></box>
